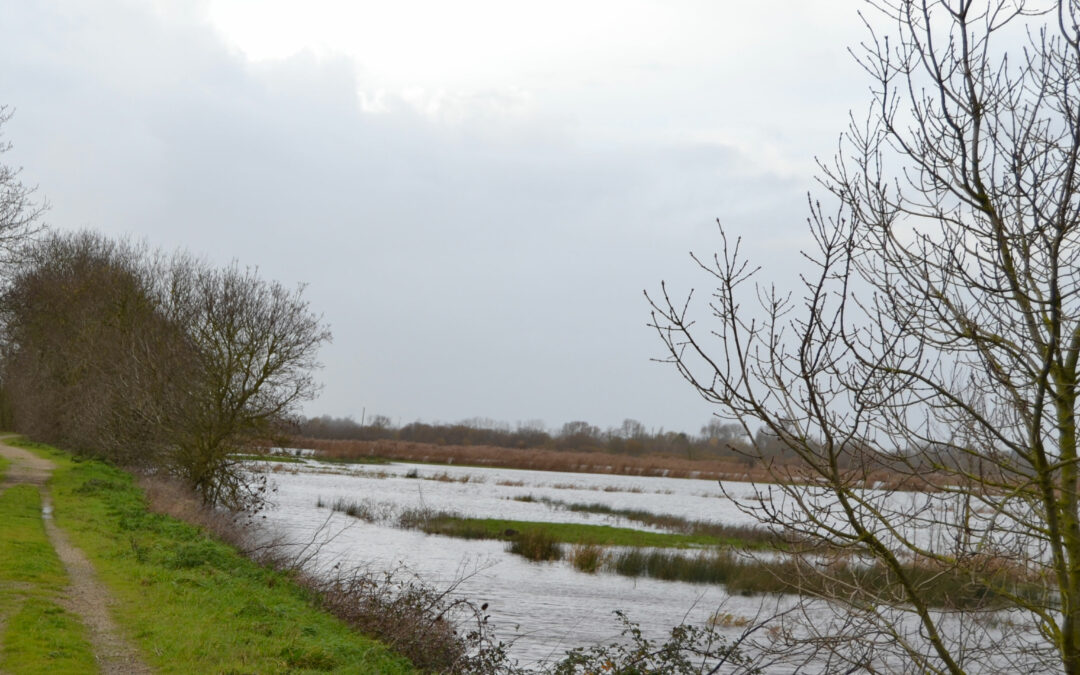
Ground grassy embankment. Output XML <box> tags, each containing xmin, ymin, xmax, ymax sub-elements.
<box><xmin>6</xmin><ymin>440</ymin><xmax>416</xmax><ymax>674</ymax></box>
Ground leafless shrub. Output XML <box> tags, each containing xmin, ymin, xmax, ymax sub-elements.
<box><xmin>312</xmin><ymin>564</ymin><xmax>519</xmax><ymax>674</ymax></box>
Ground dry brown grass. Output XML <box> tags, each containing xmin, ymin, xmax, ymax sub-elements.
<box><xmin>137</xmin><ymin>473</ymin><xmax>260</xmax><ymax>552</ymax></box>
<box><xmin>298</xmin><ymin>438</ymin><xmax>781</xmax><ymax>481</ymax></box>
<box><xmin>293</xmin><ymin>438</ymin><xmax>951</xmax><ymax>490</ymax></box>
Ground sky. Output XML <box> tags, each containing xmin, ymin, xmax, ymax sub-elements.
<box><xmin>0</xmin><ymin>0</ymin><xmax>869</xmax><ymax>435</ymax></box>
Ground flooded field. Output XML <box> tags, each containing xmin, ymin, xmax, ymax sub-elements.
<box><xmin>250</xmin><ymin>457</ymin><xmax>794</xmax><ymax>667</ymax></box>
<box><xmin>249</xmin><ymin>456</ymin><xmax>1045</xmax><ymax>672</ymax></box>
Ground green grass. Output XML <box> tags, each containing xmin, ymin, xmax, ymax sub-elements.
<box><xmin>10</xmin><ymin>439</ymin><xmax>417</xmax><ymax>674</ymax></box>
<box><xmin>410</xmin><ymin>514</ymin><xmax>726</xmax><ymax>549</ymax></box>
<box><xmin>0</xmin><ymin>453</ymin><xmax>10</xmax><ymax>481</ymax></box>
<box><xmin>528</xmin><ymin>496</ymin><xmax>786</xmax><ymax>550</ymax></box>
<box><xmin>2</xmin><ymin>598</ymin><xmax>97</xmax><ymax>675</ymax></box>
<box><xmin>0</xmin><ymin>486</ymin><xmax>68</xmax><ymax>590</ymax></box>
<box><xmin>0</xmin><ymin>483</ymin><xmax>98</xmax><ymax>674</ymax></box>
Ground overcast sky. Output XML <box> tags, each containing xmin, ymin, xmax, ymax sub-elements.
<box><xmin>1</xmin><ymin>1</ymin><xmax>870</xmax><ymax>434</ymax></box>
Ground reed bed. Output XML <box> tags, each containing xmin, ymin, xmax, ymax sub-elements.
<box><xmin>298</xmin><ymin>438</ymin><xmax>779</xmax><ymax>482</ymax></box>
<box><xmin>569</xmin><ymin>543</ymin><xmax>605</xmax><ymax>573</ymax></box>
<box><xmin>294</xmin><ymin>437</ymin><xmax>944</xmax><ymax>491</ymax></box>
<box><xmin>507</xmin><ymin>530</ymin><xmax>562</xmax><ymax>562</ymax></box>
<box><xmin>600</xmin><ymin>549</ymin><xmax>1045</xmax><ymax>610</ymax></box>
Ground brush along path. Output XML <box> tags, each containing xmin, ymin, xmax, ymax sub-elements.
<box><xmin>0</xmin><ymin>439</ymin><xmax>151</xmax><ymax>674</ymax></box>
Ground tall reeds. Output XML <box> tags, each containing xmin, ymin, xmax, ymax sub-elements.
<box><xmin>507</xmin><ymin>530</ymin><xmax>562</xmax><ymax>562</ymax></box>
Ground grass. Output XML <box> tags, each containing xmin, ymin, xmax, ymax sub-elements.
<box><xmin>2</xmin><ymin>598</ymin><xmax>97</xmax><ymax>675</ymax></box>
<box><xmin>0</xmin><ymin>486</ymin><xmax>68</xmax><ymax>590</ymax></box>
<box><xmin>529</xmin><ymin>496</ymin><xmax>787</xmax><ymax>549</ymax></box>
<box><xmin>0</xmin><ymin>453</ymin><xmax>9</xmax><ymax>481</ymax></box>
<box><xmin>9</xmin><ymin>439</ymin><xmax>417</xmax><ymax>674</ymax></box>
<box><xmin>404</xmin><ymin>514</ymin><xmax>729</xmax><ymax>549</ymax></box>
<box><xmin>300</xmin><ymin>438</ymin><xmax>775</xmax><ymax>482</ymax></box>
<box><xmin>322</xmin><ymin>497</ymin><xmax>395</xmax><ymax>523</ymax></box>
<box><xmin>606</xmin><ymin>549</ymin><xmax>753</xmax><ymax>585</ymax></box>
<box><xmin>0</xmin><ymin>483</ymin><xmax>98</xmax><ymax>674</ymax></box>
<box><xmin>326</xmin><ymin>498</ymin><xmax>772</xmax><ymax>551</ymax></box>
<box><xmin>358</xmin><ymin>498</ymin><xmax>1045</xmax><ymax>610</ymax></box>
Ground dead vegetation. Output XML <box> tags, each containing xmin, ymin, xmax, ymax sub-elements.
<box><xmin>295</xmin><ymin>438</ymin><xmax>947</xmax><ymax>491</ymax></box>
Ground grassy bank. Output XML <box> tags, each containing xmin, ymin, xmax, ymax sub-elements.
<box><xmin>0</xmin><ymin>484</ymin><xmax>97</xmax><ymax>674</ymax></box>
<box><xmin>10</xmin><ymin>440</ymin><xmax>416</xmax><ymax>674</ymax></box>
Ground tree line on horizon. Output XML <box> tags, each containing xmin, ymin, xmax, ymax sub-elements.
<box><xmin>296</xmin><ymin>414</ymin><xmax>808</xmax><ymax>462</ymax></box>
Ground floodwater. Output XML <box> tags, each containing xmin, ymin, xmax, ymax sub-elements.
<box><xmin>250</xmin><ymin>456</ymin><xmax>1045</xmax><ymax>672</ymax></box>
<box><xmin>252</xmin><ymin>458</ymin><xmax>790</xmax><ymax>667</ymax></box>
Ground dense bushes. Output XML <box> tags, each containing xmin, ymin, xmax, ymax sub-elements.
<box><xmin>0</xmin><ymin>231</ymin><xmax>329</xmax><ymax>508</ymax></box>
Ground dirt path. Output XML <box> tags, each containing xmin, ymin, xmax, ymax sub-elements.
<box><xmin>0</xmin><ymin>442</ymin><xmax>153</xmax><ymax>674</ymax></box>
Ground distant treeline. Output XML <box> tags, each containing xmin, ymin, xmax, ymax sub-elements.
<box><xmin>297</xmin><ymin>415</ymin><xmax>978</xmax><ymax>478</ymax></box>
<box><xmin>295</xmin><ymin>415</ymin><xmax>803</xmax><ymax>462</ymax></box>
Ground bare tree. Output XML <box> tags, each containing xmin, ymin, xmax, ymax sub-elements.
<box><xmin>160</xmin><ymin>258</ymin><xmax>331</xmax><ymax>508</ymax></box>
<box><xmin>650</xmin><ymin>1</ymin><xmax>1080</xmax><ymax>672</ymax></box>
<box><xmin>0</xmin><ymin>106</ymin><xmax>45</xmax><ymax>260</ymax></box>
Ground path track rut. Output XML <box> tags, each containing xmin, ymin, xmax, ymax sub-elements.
<box><xmin>0</xmin><ymin>441</ymin><xmax>152</xmax><ymax>674</ymax></box>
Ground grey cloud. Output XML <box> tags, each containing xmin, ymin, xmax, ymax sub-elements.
<box><xmin>1</xmin><ymin>0</ymin><xmax>820</xmax><ymax>433</ymax></box>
